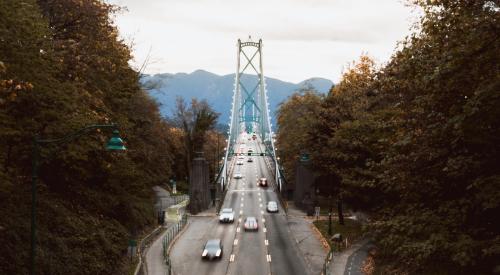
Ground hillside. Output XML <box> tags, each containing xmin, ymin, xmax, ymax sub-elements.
<box><xmin>141</xmin><ymin>70</ymin><xmax>333</xmax><ymax>124</ymax></box>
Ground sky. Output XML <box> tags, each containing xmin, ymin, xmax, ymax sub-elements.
<box><xmin>107</xmin><ymin>0</ymin><xmax>419</xmax><ymax>83</ymax></box>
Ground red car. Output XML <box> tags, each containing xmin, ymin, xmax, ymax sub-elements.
<box><xmin>244</xmin><ymin>217</ymin><xmax>258</xmax><ymax>231</ymax></box>
<box><xmin>258</xmin><ymin>178</ymin><xmax>268</xmax><ymax>187</ymax></box>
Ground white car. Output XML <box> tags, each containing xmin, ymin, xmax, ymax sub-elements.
<box><xmin>219</xmin><ymin>208</ymin><xmax>235</xmax><ymax>223</ymax></box>
<box><xmin>236</xmin><ymin>160</ymin><xmax>244</xmax><ymax>165</ymax></box>
<box><xmin>233</xmin><ymin>173</ymin><xmax>243</xmax><ymax>179</ymax></box>
<box><xmin>266</xmin><ymin>201</ymin><xmax>279</xmax><ymax>213</ymax></box>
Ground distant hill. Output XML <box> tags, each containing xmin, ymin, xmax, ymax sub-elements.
<box><xmin>141</xmin><ymin>70</ymin><xmax>333</xmax><ymax>126</ymax></box>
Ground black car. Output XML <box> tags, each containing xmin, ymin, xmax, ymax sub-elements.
<box><xmin>201</xmin><ymin>239</ymin><xmax>223</xmax><ymax>260</ymax></box>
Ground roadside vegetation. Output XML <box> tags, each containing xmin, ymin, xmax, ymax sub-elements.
<box><xmin>276</xmin><ymin>1</ymin><xmax>499</xmax><ymax>274</ymax></box>
<box><xmin>0</xmin><ymin>1</ymin><xmax>221</xmax><ymax>274</ymax></box>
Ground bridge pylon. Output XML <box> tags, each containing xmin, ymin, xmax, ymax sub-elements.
<box><xmin>219</xmin><ymin>37</ymin><xmax>281</xmax><ymax>195</ymax></box>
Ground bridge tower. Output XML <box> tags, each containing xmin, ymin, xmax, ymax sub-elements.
<box><xmin>218</xmin><ymin>37</ymin><xmax>282</xmax><ymax>195</ymax></box>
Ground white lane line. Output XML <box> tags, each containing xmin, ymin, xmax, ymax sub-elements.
<box><xmin>258</xmin><ymin>198</ymin><xmax>262</xmax><ymax>202</ymax></box>
<box><xmin>240</xmin><ymin>210</ymin><xmax>243</xmax><ymax>214</ymax></box>
<box><xmin>265</xmin><ymin>239</ymin><xmax>269</xmax><ymax>246</ymax></box>
<box><xmin>240</xmin><ymin>203</ymin><xmax>244</xmax><ymax>207</ymax></box>
<box><xmin>263</xmin><ymin>227</ymin><xmax>267</xmax><ymax>233</ymax></box>
<box><xmin>241</xmin><ymin>197</ymin><xmax>244</xmax><ymax>201</ymax></box>
<box><xmin>267</xmin><ymin>254</ymin><xmax>272</xmax><ymax>262</ymax></box>
<box><xmin>258</xmin><ymin>193</ymin><xmax>261</xmax><ymax>196</ymax></box>
<box><xmin>239</xmin><ymin>218</ymin><xmax>242</xmax><ymax>223</ymax></box>
<box><xmin>261</xmin><ymin>210</ymin><xmax>264</xmax><ymax>214</ymax></box>
<box><xmin>262</xmin><ymin>218</ymin><xmax>266</xmax><ymax>223</ymax></box>
<box><xmin>259</xmin><ymin>203</ymin><xmax>262</xmax><ymax>207</ymax></box>
<box><xmin>237</xmin><ymin>227</ymin><xmax>240</xmax><ymax>233</ymax></box>
<box><xmin>234</xmin><ymin>239</ymin><xmax>238</xmax><ymax>245</ymax></box>
<box><xmin>230</xmin><ymin>254</ymin><xmax>235</xmax><ymax>262</ymax></box>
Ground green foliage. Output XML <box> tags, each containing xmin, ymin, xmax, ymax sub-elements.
<box><xmin>275</xmin><ymin>89</ymin><xmax>324</xmax><ymax>185</ymax></box>
<box><xmin>276</xmin><ymin>1</ymin><xmax>500</xmax><ymax>273</ymax></box>
<box><xmin>0</xmin><ymin>0</ymin><xmax>177</xmax><ymax>274</ymax></box>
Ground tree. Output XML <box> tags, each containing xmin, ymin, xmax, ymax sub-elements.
<box><xmin>173</xmin><ymin>97</ymin><xmax>219</xmax><ymax>179</ymax></box>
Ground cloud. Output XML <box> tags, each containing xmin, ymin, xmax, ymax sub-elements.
<box><xmin>107</xmin><ymin>0</ymin><xmax>417</xmax><ymax>82</ymax></box>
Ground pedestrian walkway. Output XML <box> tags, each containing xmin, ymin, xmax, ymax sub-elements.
<box><xmin>330</xmin><ymin>239</ymin><xmax>373</xmax><ymax>275</ymax></box>
<box><xmin>287</xmin><ymin>202</ymin><xmax>329</xmax><ymax>275</ymax></box>
<box><xmin>144</xmin><ymin>187</ymin><xmax>188</xmax><ymax>275</ymax></box>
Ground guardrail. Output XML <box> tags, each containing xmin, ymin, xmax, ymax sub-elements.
<box><xmin>163</xmin><ymin>214</ymin><xmax>188</xmax><ymax>275</ymax></box>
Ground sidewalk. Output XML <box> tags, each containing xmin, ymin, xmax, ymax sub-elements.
<box><xmin>287</xmin><ymin>202</ymin><xmax>329</xmax><ymax>275</ymax></box>
<box><xmin>330</xmin><ymin>239</ymin><xmax>373</xmax><ymax>275</ymax></box>
<box><xmin>144</xmin><ymin>188</ymin><xmax>188</xmax><ymax>275</ymax></box>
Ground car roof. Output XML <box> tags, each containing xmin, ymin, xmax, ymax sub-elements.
<box><xmin>245</xmin><ymin>216</ymin><xmax>257</xmax><ymax>221</ymax></box>
<box><xmin>222</xmin><ymin>208</ymin><xmax>233</xmax><ymax>212</ymax></box>
<box><xmin>268</xmin><ymin>201</ymin><xmax>277</xmax><ymax>205</ymax></box>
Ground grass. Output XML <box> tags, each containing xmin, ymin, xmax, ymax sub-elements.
<box><xmin>313</xmin><ymin>218</ymin><xmax>363</xmax><ymax>251</ymax></box>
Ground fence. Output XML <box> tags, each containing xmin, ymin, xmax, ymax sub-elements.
<box><xmin>170</xmin><ymin>194</ymin><xmax>189</xmax><ymax>206</ymax></box>
<box><xmin>133</xmin><ymin>225</ymin><xmax>165</xmax><ymax>275</ymax></box>
<box><xmin>162</xmin><ymin>214</ymin><xmax>188</xmax><ymax>275</ymax></box>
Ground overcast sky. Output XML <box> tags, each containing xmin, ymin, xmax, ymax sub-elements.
<box><xmin>107</xmin><ymin>0</ymin><xmax>419</xmax><ymax>83</ymax></box>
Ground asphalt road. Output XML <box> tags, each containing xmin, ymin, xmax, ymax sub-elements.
<box><xmin>170</xmin><ymin>134</ymin><xmax>307</xmax><ymax>275</ymax></box>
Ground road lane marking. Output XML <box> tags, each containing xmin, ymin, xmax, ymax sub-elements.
<box><xmin>241</xmin><ymin>197</ymin><xmax>244</xmax><ymax>201</ymax></box>
<box><xmin>240</xmin><ymin>210</ymin><xmax>243</xmax><ymax>214</ymax></box>
<box><xmin>258</xmin><ymin>198</ymin><xmax>262</xmax><ymax>201</ymax></box>
<box><xmin>263</xmin><ymin>227</ymin><xmax>267</xmax><ymax>233</ymax></box>
<box><xmin>241</xmin><ymin>203</ymin><xmax>244</xmax><ymax>207</ymax></box>
<box><xmin>230</xmin><ymin>254</ymin><xmax>235</xmax><ymax>262</ymax></box>
<box><xmin>262</xmin><ymin>218</ymin><xmax>265</xmax><ymax>223</ymax></box>
<box><xmin>261</xmin><ymin>210</ymin><xmax>264</xmax><ymax>214</ymax></box>
<box><xmin>239</xmin><ymin>218</ymin><xmax>242</xmax><ymax>223</ymax></box>
<box><xmin>234</xmin><ymin>239</ymin><xmax>238</xmax><ymax>245</ymax></box>
<box><xmin>259</xmin><ymin>204</ymin><xmax>262</xmax><ymax>207</ymax></box>
<box><xmin>258</xmin><ymin>193</ymin><xmax>261</xmax><ymax>196</ymax></box>
<box><xmin>237</xmin><ymin>227</ymin><xmax>240</xmax><ymax>233</ymax></box>
<box><xmin>267</xmin><ymin>255</ymin><xmax>272</xmax><ymax>262</ymax></box>
<box><xmin>265</xmin><ymin>239</ymin><xmax>269</xmax><ymax>246</ymax></box>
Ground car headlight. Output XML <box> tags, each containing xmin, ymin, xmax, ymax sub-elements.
<box><xmin>215</xmin><ymin>249</ymin><xmax>221</xmax><ymax>257</ymax></box>
<box><xmin>202</xmin><ymin>249</ymin><xmax>208</xmax><ymax>257</ymax></box>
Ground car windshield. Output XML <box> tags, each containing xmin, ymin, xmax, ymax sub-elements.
<box><xmin>222</xmin><ymin>209</ymin><xmax>232</xmax><ymax>213</ymax></box>
<box><xmin>206</xmin><ymin>240</ymin><xmax>219</xmax><ymax>249</ymax></box>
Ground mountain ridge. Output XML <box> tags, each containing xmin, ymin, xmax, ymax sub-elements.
<box><xmin>141</xmin><ymin>70</ymin><xmax>334</xmax><ymax>125</ymax></box>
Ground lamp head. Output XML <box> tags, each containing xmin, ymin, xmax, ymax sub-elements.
<box><xmin>106</xmin><ymin>130</ymin><xmax>126</xmax><ymax>151</ymax></box>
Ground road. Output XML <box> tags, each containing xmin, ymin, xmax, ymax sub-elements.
<box><xmin>170</xmin><ymin>134</ymin><xmax>308</xmax><ymax>275</ymax></box>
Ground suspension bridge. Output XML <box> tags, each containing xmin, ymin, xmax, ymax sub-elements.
<box><xmin>167</xmin><ymin>38</ymin><xmax>308</xmax><ymax>275</ymax></box>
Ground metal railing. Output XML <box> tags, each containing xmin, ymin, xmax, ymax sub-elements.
<box><xmin>163</xmin><ymin>214</ymin><xmax>188</xmax><ymax>275</ymax></box>
<box><xmin>134</xmin><ymin>225</ymin><xmax>165</xmax><ymax>275</ymax></box>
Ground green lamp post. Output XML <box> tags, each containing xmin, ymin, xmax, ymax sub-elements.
<box><xmin>30</xmin><ymin>124</ymin><xmax>126</xmax><ymax>275</ymax></box>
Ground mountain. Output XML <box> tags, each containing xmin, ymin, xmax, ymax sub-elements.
<box><xmin>141</xmin><ymin>70</ymin><xmax>333</xmax><ymax>126</ymax></box>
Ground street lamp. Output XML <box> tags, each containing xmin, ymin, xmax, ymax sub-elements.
<box><xmin>30</xmin><ymin>124</ymin><xmax>125</xmax><ymax>275</ymax></box>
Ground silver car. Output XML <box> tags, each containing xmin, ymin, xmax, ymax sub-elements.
<box><xmin>201</xmin><ymin>239</ymin><xmax>223</xmax><ymax>260</ymax></box>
